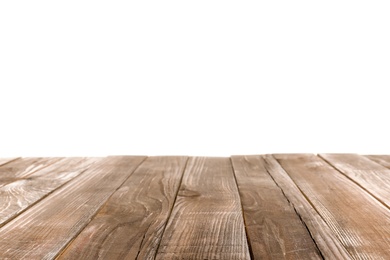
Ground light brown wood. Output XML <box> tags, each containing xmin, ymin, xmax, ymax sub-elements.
<box><xmin>320</xmin><ymin>153</ymin><xmax>390</xmax><ymax>209</ymax></box>
<box><xmin>0</xmin><ymin>157</ymin><xmax>19</xmax><ymax>167</ymax></box>
<box><xmin>0</xmin><ymin>157</ymin><xmax>98</xmax><ymax>228</ymax></box>
<box><xmin>156</xmin><ymin>157</ymin><xmax>250</xmax><ymax>260</ymax></box>
<box><xmin>263</xmin><ymin>155</ymin><xmax>352</xmax><ymax>259</ymax></box>
<box><xmin>58</xmin><ymin>156</ymin><xmax>188</xmax><ymax>260</ymax></box>
<box><xmin>0</xmin><ymin>157</ymin><xmax>62</xmax><ymax>187</ymax></box>
<box><xmin>1</xmin><ymin>154</ymin><xmax>390</xmax><ymax>258</ymax></box>
<box><xmin>365</xmin><ymin>155</ymin><xmax>390</xmax><ymax>169</ymax></box>
<box><xmin>0</xmin><ymin>156</ymin><xmax>146</xmax><ymax>259</ymax></box>
<box><xmin>274</xmin><ymin>154</ymin><xmax>390</xmax><ymax>259</ymax></box>
<box><xmin>231</xmin><ymin>155</ymin><xmax>322</xmax><ymax>259</ymax></box>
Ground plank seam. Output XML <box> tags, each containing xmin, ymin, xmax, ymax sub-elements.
<box><xmin>229</xmin><ymin>157</ymin><xmax>254</xmax><ymax>260</ymax></box>
<box><xmin>318</xmin><ymin>154</ymin><xmax>390</xmax><ymax>211</ymax></box>
<box><xmin>153</xmin><ymin>156</ymin><xmax>190</xmax><ymax>259</ymax></box>
<box><xmin>0</xmin><ymin>157</ymin><xmax>20</xmax><ymax>167</ymax></box>
<box><xmin>22</xmin><ymin>158</ymin><xmax>65</xmax><ymax>178</ymax></box>
<box><xmin>54</xmin><ymin>156</ymin><xmax>148</xmax><ymax>260</ymax></box>
<box><xmin>0</xmin><ymin>163</ymin><xmax>96</xmax><ymax>229</ymax></box>
<box><xmin>0</xmin><ymin>158</ymin><xmax>65</xmax><ymax>189</ymax></box>
<box><xmin>135</xmin><ymin>222</ymin><xmax>152</xmax><ymax>260</ymax></box>
<box><xmin>267</xmin><ymin>155</ymin><xmax>355</xmax><ymax>259</ymax></box>
<box><xmin>363</xmin><ymin>155</ymin><xmax>390</xmax><ymax>169</ymax></box>
<box><xmin>264</xmin><ymin>156</ymin><xmax>325</xmax><ymax>260</ymax></box>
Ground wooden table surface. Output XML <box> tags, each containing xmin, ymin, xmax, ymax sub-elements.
<box><xmin>0</xmin><ymin>154</ymin><xmax>389</xmax><ymax>259</ymax></box>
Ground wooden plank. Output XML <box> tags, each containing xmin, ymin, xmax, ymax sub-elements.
<box><xmin>5</xmin><ymin>157</ymin><xmax>62</xmax><ymax>177</ymax></box>
<box><xmin>0</xmin><ymin>157</ymin><xmax>62</xmax><ymax>187</ymax></box>
<box><xmin>263</xmin><ymin>155</ymin><xmax>352</xmax><ymax>259</ymax></box>
<box><xmin>274</xmin><ymin>154</ymin><xmax>390</xmax><ymax>259</ymax></box>
<box><xmin>0</xmin><ymin>157</ymin><xmax>99</xmax><ymax>228</ymax></box>
<box><xmin>320</xmin><ymin>153</ymin><xmax>390</xmax><ymax>209</ymax></box>
<box><xmin>0</xmin><ymin>157</ymin><xmax>19</xmax><ymax>167</ymax></box>
<box><xmin>0</xmin><ymin>156</ymin><xmax>146</xmax><ymax>259</ymax></box>
<box><xmin>156</xmin><ymin>157</ymin><xmax>250</xmax><ymax>260</ymax></box>
<box><xmin>58</xmin><ymin>156</ymin><xmax>188</xmax><ymax>260</ymax></box>
<box><xmin>365</xmin><ymin>155</ymin><xmax>390</xmax><ymax>170</ymax></box>
<box><xmin>231</xmin><ymin>155</ymin><xmax>322</xmax><ymax>259</ymax></box>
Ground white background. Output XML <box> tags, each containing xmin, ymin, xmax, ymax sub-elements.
<box><xmin>1</xmin><ymin>1</ymin><xmax>389</xmax><ymax>156</ymax></box>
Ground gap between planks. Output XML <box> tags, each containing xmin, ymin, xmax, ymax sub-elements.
<box><xmin>0</xmin><ymin>155</ymin><xmax>389</xmax><ymax>259</ymax></box>
<box><xmin>0</xmin><ymin>156</ymin><xmax>147</xmax><ymax>259</ymax></box>
<box><xmin>0</xmin><ymin>157</ymin><xmax>99</xmax><ymax>228</ymax></box>
<box><xmin>320</xmin><ymin>153</ymin><xmax>390</xmax><ymax>211</ymax></box>
<box><xmin>58</xmin><ymin>156</ymin><xmax>188</xmax><ymax>259</ymax></box>
<box><xmin>231</xmin><ymin>155</ymin><xmax>322</xmax><ymax>259</ymax></box>
<box><xmin>274</xmin><ymin>154</ymin><xmax>390</xmax><ymax>259</ymax></box>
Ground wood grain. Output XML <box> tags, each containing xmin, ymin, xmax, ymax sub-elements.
<box><xmin>0</xmin><ymin>157</ymin><xmax>19</xmax><ymax>167</ymax></box>
<box><xmin>274</xmin><ymin>154</ymin><xmax>390</xmax><ymax>259</ymax></box>
<box><xmin>156</xmin><ymin>157</ymin><xmax>250</xmax><ymax>260</ymax></box>
<box><xmin>263</xmin><ymin>155</ymin><xmax>352</xmax><ymax>259</ymax></box>
<box><xmin>0</xmin><ymin>157</ymin><xmax>99</xmax><ymax>228</ymax></box>
<box><xmin>231</xmin><ymin>155</ymin><xmax>322</xmax><ymax>259</ymax></box>
<box><xmin>0</xmin><ymin>156</ymin><xmax>146</xmax><ymax>260</ymax></box>
<box><xmin>58</xmin><ymin>156</ymin><xmax>188</xmax><ymax>260</ymax></box>
<box><xmin>365</xmin><ymin>155</ymin><xmax>390</xmax><ymax>170</ymax></box>
<box><xmin>320</xmin><ymin>153</ymin><xmax>390</xmax><ymax>209</ymax></box>
<box><xmin>0</xmin><ymin>154</ymin><xmax>389</xmax><ymax>258</ymax></box>
<box><xmin>0</xmin><ymin>157</ymin><xmax>62</xmax><ymax>187</ymax></box>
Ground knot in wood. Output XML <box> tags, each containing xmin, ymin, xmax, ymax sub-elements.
<box><xmin>178</xmin><ymin>189</ymin><xmax>200</xmax><ymax>198</ymax></box>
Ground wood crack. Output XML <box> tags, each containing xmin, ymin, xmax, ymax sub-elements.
<box><xmin>0</xmin><ymin>155</ymin><xmax>389</xmax><ymax>259</ymax></box>
<box><xmin>264</xmin><ymin>158</ymin><xmax>325</xmax><ymax>259</ymax></box>
<box><xmin>229</xmin><ymin>157</ymin><xmax>255</xmax><ymax>260</ymax></box>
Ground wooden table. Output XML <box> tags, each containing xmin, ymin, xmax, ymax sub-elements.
<box><xmin>0</xmin><ymin>154</ymin><xmax>389</xmax><ymax>259</ymax></box>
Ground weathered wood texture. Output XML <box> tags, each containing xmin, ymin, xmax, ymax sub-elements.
<box><xmin>0</xmin><ymin>156</ymin><xmax>146</xmax><ymax>259</ymax></box>
<box><xmin>274</xmin><ymin>154</ymin><xmax>390</xmax><ymax>259</ymax></box>
<box><xmin>320</xmin><ymin>153</ymin><xmax>390</xmax><ymax>209</ymax></box>
<box><xmin>0</xmin><ymin>157</ymin><xmax>61</xmax><ymax>187</ymax></box>
<box><xmin>0</xmin><ymin>157</ymin><xmax>98</xmax><ymax>227</ymax></box>
<box><xmin>58</xmin><ymin>156</ymin><xmax>188</xmax><ymax>260</ymax></box>
<box><xmin>231</xmin><ymin>155</ymin><xmax>321</xmax><ymax>259</ymax></box>
<box><xmin>263</xmin><ymin>155</ymin><xmax>352</xmax><ymax>259</ymax></box>
<box><xmin>0</xmin><ymin>155</ymin><xmax>389</xmax><ymax>259</ymax></box>
<box><xmin>365</xmin><ymin>154</ymin><xmax>390</xmax><ymax>170</ymax></box>
<box><xmin>156</xmin><ymin>157</ymin><xmax>250</xmax><ymax>259</ymax></box>
<box><xmin>0</xmin><ymin>157</ymin><xmax>18</xmax><ymax>167</ymax></box>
